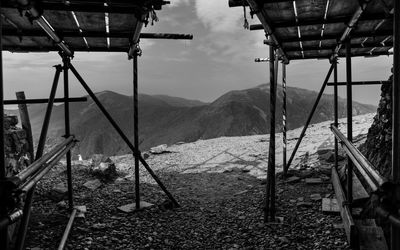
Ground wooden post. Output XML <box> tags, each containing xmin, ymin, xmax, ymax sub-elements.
<box><xmin>16</xmin><ymin>92</ymin><xmax>34</xmax><ymax>160</ymax></box>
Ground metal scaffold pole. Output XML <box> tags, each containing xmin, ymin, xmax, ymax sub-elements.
<box><xmin>282</xmin><ymin>63</ymin><xmax>287</xmax><ymax>175</ymax></box>
<box><xmin>346</xmin><ymin>39</ymin><xmax>353</xmax><ymax>205</ymax></box>
<box><xmin>333</xmin><ymin>60</ymin><xmax>339</xmax><ymax>170</ymax></box>
<box><xmin>133</xmin><ymin>52</ymin><xmax>140</xmax><ymax>210</ymax></box>
<box><xmin>265</xmin><ymin>45</ymin><xmax>277</xmax><ymax>222</ymax></box>
<box><xmin>63</xmin><ymin>56</ymin><xmax>74</xmax><ymax>210</ymax></box>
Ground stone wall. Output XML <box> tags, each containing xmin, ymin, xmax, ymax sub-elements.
<box><xmin>4</xmin><ymin>115</ymin><xmax>31</xmax><ymax>177</ymax></box>
<box><xmin>360</xmin><ymin>72</ymin><xmax>393</xmax><ymax>178</ymax></box>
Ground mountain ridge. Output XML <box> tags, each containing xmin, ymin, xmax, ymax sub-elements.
<box><xmin>26</xmin><ymin>84</ymin><xmax>376</xmax><ymax>158</ymax></box>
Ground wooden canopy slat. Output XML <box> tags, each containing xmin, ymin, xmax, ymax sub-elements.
<box><xmin>0</xmin><ymin>0</ymin><xmax>179</xmax><ymax>54</ymax></box>
<box><xmin>230</xmin><ymin>0</ymin><xmax>394</xmax><ymax>61</ymax></box>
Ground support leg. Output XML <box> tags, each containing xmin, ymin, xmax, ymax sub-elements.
<box><xmin>63</xmin><ymin>56</ymin><xmax>73</xmax><ymax>211</ymax></box>
<box><xmin>68</xmin><ymin>63</ymin><xmax>179</xmax><ymax>207</ymax></box>
<box><xmin>282</xmin><ymin>63</ymin><xmax>287</xmax><ymax>175</ymax></box>
<box><xmin>334</xmin><ymin>61</ymin><xmax>339</xmax><ymax>170</ymax></box>
<box><xmin>133</xmin><ymin>53</ymin><xmax>140</xmax><ymax>210</ymax></box>
<box><xmin>265</xmin><ymin>46</ymin><xmax>276</xmax><ymax>222</ymax></box>
<box><xmin>391</xmin><ymin>0</ymin><xmax>400</xmax><ymax>249</ymax></box>
<box><xmin>346</xmin><ymin>39</ymin><xmax>353</xmax><ymax>205</ymax></box>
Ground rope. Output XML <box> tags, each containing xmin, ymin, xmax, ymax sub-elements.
<box><xmin>243</xmin><ymin>5</ymin><xmax>249</xmax><ymax>29</ymax></box>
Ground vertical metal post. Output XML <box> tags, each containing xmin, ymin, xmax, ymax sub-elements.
<box><xmin>334</xmin><ymin>60</ymin><xmax>339</xmax><ymax>170</ymax></box>
<box><xmin>0</xmin><ymin>0</ymin><xmax>8</xmax><ymax>248</ymax></box>
<box><xmin>15</xmin><ymin>66</ymin><xmax>62</xmax><ymax>250</ymax></box>
<box><xmin>133</xmin><ymin>53</ymin><xmax>140</xmax><ymax>210</ymax></box>
<box><xmin>282</xmin><ymin>63</ymin><xmax>287</xmax><ymax>175</ymax></box>
<box><xmin>63</xmin><ymin>56</ymin><xmax>73</xmax><ymax>210</ymax></box>
<box><xmin>265</xmin><ymin>46</ymin><xmax>276</xmax><ymax>222</ymax></box>
<box><xmin>346</xmin><ymin>39</ymin><xmax>353</xmax><ymax>204</ymax></box>
<box><xmin>392</xmin><ymin>0</ymin><xmax>400</xmax><ymax>248</ymax></box>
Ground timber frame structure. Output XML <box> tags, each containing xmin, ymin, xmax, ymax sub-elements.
<box><xmin>0</xmin><ymin>0</ymin><xmax>193</xmax><ymax>249</ymax></box>
<box><xmin>230</xmin><ymin>0</ymin><xmax>398</xmax><ymax>249</ymax></box>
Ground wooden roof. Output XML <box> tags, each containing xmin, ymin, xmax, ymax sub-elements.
<box><xmin>230</xmin><ymin>0</ymin><xmax>394</xmax><ymax>62</ymax></box>
<box><xmin>1</xmin><ymin>0</ymin><xmax>169</xmax><ymax>54</ymax></box>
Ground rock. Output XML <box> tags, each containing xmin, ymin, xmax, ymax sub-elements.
<box><xmin>278</xmin><ymin>236</ymin><xmax>290</xmax><ymax>244</ymax></box>
<box><xmin>310</xmin><ymin>193</ymin><xmax>322</xmax><ymax>201</ymax></box>
<box><xmin>49</xmin><ymin>183</ymin><xmax>68</xmax><ymax>201</ymax></box>
<box><xmin>4</xmin><ymin>115</ymin><xmax>18</xmax><ymax>129</ymax></box>
<box><xmin>143</xmin><ymin>152</ymin><xmax>150</xmax><ymax>160</ymax></box>
<box><xmin>75</xmin><ymin>205</ymin><xmax>87</xmax><ymax>218</ymax></box>
<box><xmin>297</xmin><ymin>202</ymin><xmax>313</xmax><ymax>208</ymax></box>
<box><xmin>92</xmin><ymin>223</ymin><xmax>107</xmax><ymax>230</ymax></box>
<box><xmin>286</xmin><ymin>176</ymin><xmax>300</xmax><ymax>183</ymax></box>
<box><xmin>150</xmin><ymin>144</ymin><xmax>171</xmax><ymax>154</ymax></box>
<box><xmin>92</xmin><ymin>158</ymin><xmax>118</xmax><ymax>181</ymax></box>
<box><xmin>159</xmin><ymin>199</ymin><xmax>177</xmax><ymax>211</ymax></box>
<box><xmin>234</xmin><ymin>190</ymin><xmax>249</xmax><ymax>196</ymax></box>
<box><xmin>83</xmin><ymin>179</ymin><xmax>102</xmax><ymax>191</ymax></box>
<box><xmin>117</xmin><ymin>201</ymin><xmax>154</xmax><ymax>213</ymax></box>
<box><xmin>305</xmin><ymin>178</ymin><xmax>323</xmax><ymax>184</ymax></box>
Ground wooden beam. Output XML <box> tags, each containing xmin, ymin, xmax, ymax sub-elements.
<box><xmin>3</xmin><ymin>1</ymin><xmax>169</xmax><ymax>14</ymax></box>
<box><xmin>250</xmin><ymin>13</ymin><xmax>391</xmax><ymax>30</ymax></box>
<box><xmin>332</xmin><ymin>167</ymin><xmax>358</xmax><ymax>249</ymax></box>
<box><xmin>284</xmin><ymin>42</ymin><xmax>393</xmax><ymax>52</ymax></box>
<box><xmin>288</xmin><ymin>51</ymin><xmax>393</xmax><ymax>60</ymax></box>
<box><xmin>327</xmin><ymin>80</ymin><xmax>391</xmax><ymax>86</ymax></box>
<box><xmin>229</xmin><ymin>0</ymin><xmax>293</xmax><ymax>7</ymax></box>
<box><xmin>281</xmin><ymin>30</ymin><xmax>393</xmax><ymax>43</ymax></box>
<box><xmin>2</xmin><ymin>29</ymin><xmax>193</xmax><ymax>40</ymax></box>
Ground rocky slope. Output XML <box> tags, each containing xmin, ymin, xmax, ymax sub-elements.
<box><xmin>28</xmin><ymin>85</ymin><xmax>376</xmax><ymax>158</ymax></box>
<box><xmin>360</xmin><ymin>75</ymin><xmax>392</xmax><ymax>178</ymax></box>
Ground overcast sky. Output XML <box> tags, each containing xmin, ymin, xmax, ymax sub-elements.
<box><xmin>3</xmin><ymin>0</ymin><xmax>393</xmax><ymax>106</ymax></box>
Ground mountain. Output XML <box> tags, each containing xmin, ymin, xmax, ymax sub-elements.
<box><xmin>27</xmin><ymin>85</ymin><xmax>376</xmax><ymax>158</ymax></box>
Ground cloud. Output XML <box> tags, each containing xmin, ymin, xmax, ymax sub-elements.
<box><xmin>195</xmin><ymin>0</ymin><xmax>242</xmax><ymax>33</ymax></box>
<box><xmin>170</xmin><ymin>0</ymin><xmax>191</xmax><ymax>7</ymax></box>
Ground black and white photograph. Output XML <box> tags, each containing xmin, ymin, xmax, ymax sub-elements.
<box><xmin>0</xmin><ymin>0</ymin><xmax>398</xmax><ymax>249</ymax></box>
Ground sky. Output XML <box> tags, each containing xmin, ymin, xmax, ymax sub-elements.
<box><xmin>2</xmin><ymin>0</ymin><xmax>394</xmax><ymax>106</ymax></box>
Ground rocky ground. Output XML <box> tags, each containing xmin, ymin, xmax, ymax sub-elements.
<box><xmin>25</xmin><ymin>155</ymin><xmax>348</xmax><ymax>250</ymax></box>
<box><xmin>23</xmin><ymin>114</ymin><xmax>376</xmax><ymax>249</ymax></box>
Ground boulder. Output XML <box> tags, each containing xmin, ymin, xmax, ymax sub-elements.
<box><xmin>90</xmin><ymin>155</ymin><xmax>118</xmax><ymax>181</ymax></box>
<box><xmin>83</xmin><ymin>179</ymin><xmax>102</xmax><ymax>191</ymax></box>
<box><xmin>49</xmin><ymin>183</ymin><xmax>68</xmax><ymax>201</ymax></box>
<box><xmin>150</xmin><ymin>144</ymin><xmax>171</xmax><ymax>154</ymax></box>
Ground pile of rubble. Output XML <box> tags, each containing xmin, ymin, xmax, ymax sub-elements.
<box><xmin>4</xmin><ymin>115</ymin><xmax>31</xmax><ymax>177</ymax></box>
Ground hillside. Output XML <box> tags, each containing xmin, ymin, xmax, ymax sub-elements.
<box><xmin>27</xmin><ymin>85</ymin><xmax>376</xmax><ymax>158</ymax></box>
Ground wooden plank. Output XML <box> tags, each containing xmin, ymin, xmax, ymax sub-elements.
<box><xmin>332</xmin><ymin>167</ymin><xmax>358</xmax><ymax>249</ymax></box>
<box><xmin>322</xmin><ymin>198</ymin><xmax>340</xmax><ymax>214</ymax></box>
<box><xmin>337</xmin><ymin>164</ymin><xmax>370</xmax><ymax>206</ymax></box>
<box><xmin>305</xmin><ymin>178</ymin><xmax>323</xmax><ymax>184</ymax></box>
<box><xmin>16</xmin><ymin>92</ymin><xmax>34</xmax><ymax>162</ymax></box>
